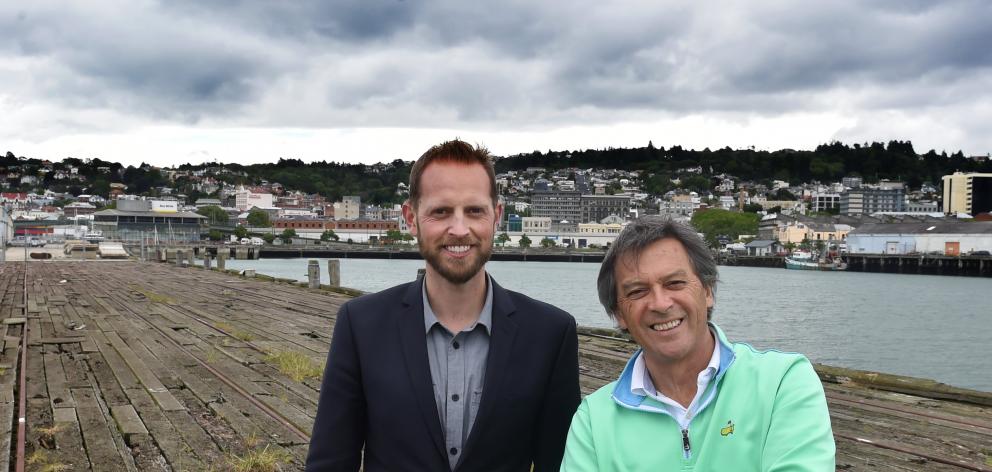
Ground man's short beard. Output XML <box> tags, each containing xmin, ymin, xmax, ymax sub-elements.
<box><xmin>419</xmin><ymin>239</ymin><xmax>492</xmax><ymax>285</ymax></box>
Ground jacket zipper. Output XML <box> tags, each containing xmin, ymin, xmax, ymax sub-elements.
<box><xmin>681</xmin><ymin>428</ymin><xmax>691</xmax><ymax>459</ymax></box>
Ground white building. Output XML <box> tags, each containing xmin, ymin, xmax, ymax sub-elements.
<box><xmin>334</xmin><ymin>196</ymin><xmax>361</xmax><ymax>220</ymax></box>
<box><xmin>846</xmin><ymin>221</ymin><xmax>992</xmax><ymax>255</ymax></box>
<box><xmin>235</xmin><ymin>187</ymin><xmax>274</xmax><ymax>211</ymax></box>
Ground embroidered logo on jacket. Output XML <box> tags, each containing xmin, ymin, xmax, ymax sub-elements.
<box><xmin>720</xmin><ymin>421</ymin><xmax>734</xmax><ymax>436</ymax></box>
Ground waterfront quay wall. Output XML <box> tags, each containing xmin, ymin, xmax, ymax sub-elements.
<box><xmin>717</xmin><ymin>255</ymin><xmax>785</xmax><ymax>268</ymax></box>
<box><xmin>259</xmin><ymin>246</ymin><xmax>607</xmax><ymax>263</ymax></box>
<box><xmin>843</xmin><ymin>253</ymin><xmax>992</xmax><ymax>277</ymax></box>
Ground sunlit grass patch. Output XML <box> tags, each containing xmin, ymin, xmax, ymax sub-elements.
<box><xmin>128</xmin><ymin>284</ymin><xmax>177</xmax><ymax>304</ymax></box>
<box><xmin>227</xmin><ymin>433</ymin><xmax>292</xmax><ymax>472</ymax></box>
<box><xmin>264</xmin><ymin>350</ymin><xmax>324</xmax><ymax>382</ymax></box>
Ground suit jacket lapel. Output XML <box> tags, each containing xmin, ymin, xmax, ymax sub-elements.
<box><xmin>459</xmin><ymin>280</ymin><xmax>518</xmax><ymax>466</ymax></box>
<box><xmin>398</xmin><ymin>279</ymin><xmax>447</xmax><ymax>462</ymax></box>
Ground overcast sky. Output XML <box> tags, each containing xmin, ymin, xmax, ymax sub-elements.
<box><xmin>2</xmin><ymin>1</ymin><xmax>990</xmax><ymax>167</ymax></box>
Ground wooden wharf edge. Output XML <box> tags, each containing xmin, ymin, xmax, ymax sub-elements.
<box><xmin>2</xmin><ymin>261</ymin><xmax>990</xmax><ymax>471</ymax></box>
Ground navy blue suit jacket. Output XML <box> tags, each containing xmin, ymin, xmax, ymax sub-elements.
<box><xmin>305</xmin><ymin>277</ymin><xmax>580</xmax><ymax>471</ymax></box>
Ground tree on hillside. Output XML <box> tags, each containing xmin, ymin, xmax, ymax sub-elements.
<box><xmin>280</xmin><ymin>228</ymin><xmax>296</xmax><ymax>244</ymax></box>
<box><xmin>196</xmin><ymin>205</ymin><xmax>229</xmax><ymax>225</ymax></box>
<box><xmin>690</xmin><ymin>209</ymin><xmax>759</xmax><ymax>247</ymax></box>
<box><xmin>247</xmin><ymin>209</ymin><xmax>271</xmax><ymax>227</ymax></box>
<box><xmin>320</xmin><ymin>229</ymin><xmax>339</xmax><ymax>241</ymax></box>
<box><xmin>234</xmin><ymin>225</ymin><xmax>248</xmax><ymax>239</ymax></box>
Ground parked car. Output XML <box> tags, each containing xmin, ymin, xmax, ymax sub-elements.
<box><xmin>971</xmin><ymin>250</ymin><xmax>991</xmax><ymax>256</ymax></box>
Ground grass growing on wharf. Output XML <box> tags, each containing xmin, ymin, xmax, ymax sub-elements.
<box><xmin>3</xmin><ymin>259</ymin><xmax>991</xmax><ymax>471</ymax></box>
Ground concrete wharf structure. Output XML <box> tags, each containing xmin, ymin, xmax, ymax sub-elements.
<box><xmin>1</xmin><ymin>260</ymin><xmax>990</xmax><ymax>471</ymax></box>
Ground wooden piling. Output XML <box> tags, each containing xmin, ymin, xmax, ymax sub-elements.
<box><xmin>327</xmin><ymin>260</ymin><xmax>340</xmax><ymax>287</ymax></box>
<box><xmin>308</xmin><ymin>260</ymin><xmax>320</xmax><ymax>289</ymax></box>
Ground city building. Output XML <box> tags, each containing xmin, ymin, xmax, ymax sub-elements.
<box><xmin>334</xmin><ymin>196</ymin><xmax>361</xmax><ymax>220</ymax></box>
<box><xmin>810</xmin><ymin>192</ymin><xmax>840</xmax><ymax>213</ymax></box>
<box><xmin>840</xmin><ymin>184</ymin><xmax>906</xmax><ymax>216</ymax></box>
<box><xmin>235</xmin><ymin>186</ymin><xmax>274</xmax><ymax>211</ymax></box>
<box><xmin>942</xmin><ymin>172</ymin><xmax>992</xmax><ymax>216</ymax></box>
<box><xmin>92</xmin><ymin>199</ymin><xmax>207</xmax><ymax>242</ymax></box>
<box><xmin>521</xmin><ymin>216</ymin><xmax>551</xmax><ymax>233</ymax></box>
<box><xmin>531</xmin><ymin>190</ymin><xmax>581</xmax><ymax>224</ymax></box>
<box><xmin>846</xmin><ymin>221</ymin><xmax>992</xmax><ymax>255</ymax></box>
<box><xmin>580</xmin><ymin>194</ymin><xmax>630</xmax><ymax>223</ymax></box>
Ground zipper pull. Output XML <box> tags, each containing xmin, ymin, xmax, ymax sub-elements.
<box><xmin>681</xmin><ymin>428</ymin><xmax>691</xmax><ymax>458</ymax></box>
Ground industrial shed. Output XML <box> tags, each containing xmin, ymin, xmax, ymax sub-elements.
<box><xmin>846</xmin><ymin>221</ymin><xmax>992</xmax><ymax>255</ymax></box>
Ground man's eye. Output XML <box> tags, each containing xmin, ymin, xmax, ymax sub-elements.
<box><xmin>626</xmin><ymin>289</ymin><xmax>647</xmax><ymax>298</ymax></box>
<box><xmin>433</xmin><ymin>209</ymin><xmax>448</xmax><ymax>215</ymax></box>
<box><xmin>667</xmin><ymin>280</ymin><xmax>686</xmax><ymax>288</ymax></box>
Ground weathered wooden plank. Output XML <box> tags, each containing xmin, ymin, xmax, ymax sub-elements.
<box><xmin>71</xmin><ymin>387</ymin><xmax>129</xmax><ymax>471</ymax></box>
<box><xmin>110</xmin><ymin>405</ymin><xmax>148</xmax><ymax>435</ymax></box>
<box><xmin>104</xmin><ymin>331</ymin><xmax>185</xmax><ymax>411</ymax></box>
<box><xmin>43</xmin><ymin>350</ymin><xmax>75</xmax><ymax>408</ymax></box>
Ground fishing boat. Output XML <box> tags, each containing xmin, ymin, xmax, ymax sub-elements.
<box><xmin>785</xmin><ymin>250</ymin><xmax>847</xmax><ymax>271</ymax></box>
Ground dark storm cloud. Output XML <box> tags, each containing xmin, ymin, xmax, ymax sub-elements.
<box><xmin>2</xmin><ymin>1</ymin><xmax>991</xmax><ymax>128</ymax></box>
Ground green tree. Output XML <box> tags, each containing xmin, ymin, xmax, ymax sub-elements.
<box><xmin>402</xmin><ymin>233</ymin><xmax>414</xmax><ymax>242</ymax></box>
<box><xmin>196</xmin><ymin>205</ymin><xmax>229</xmax><ymax>225</ymax></box>
<box><xmin>384</xmin><ymin>229</ymin><xmax>404</xmax><ymax>244</ymax></box>
<box><xmin>262</xmin><ymin>233</ymin><xmax>275</xmax><ymax>244</ymax></box>
<box><xmin>280</xmin><ymin>228</ymin><xmax>297</xmax><ymax>244</ymax></box>
<box><xmin>234</xmin><ymin>225</ymin><xmax>249</xmax><ymax>239</ymax></box>
<box><xmin>247</xmin><ymin>209</ymin><xmax>271</xmax><ymax>227</ymax></box>
<box><xmin>495</xmin><ymin>232</ymin><xmax>510</xmax><ymax>246</ymax></box>
<box><xmin>320</xmin><ymin>229</ymin><xmax>339</xmax><ymax>241</ymax></box>
<box><xmin>742</xmin><ymin>203</ymin><xmax>763</xmax><ymax>213</ymax></box>
<box><xmin>207</xmin><ymin>229</ymin><xmax>224</xmax><ymax>241</ymax></box>
<box><xmin>540</xmin><ymin>237</ymin><xmax>556</xmax><ymax>248</ymax></box>
<box><xmin>690</xmin><ymin>209</ymin><xmax>759</xmax><ymax>247</ymax></box>
<box><xmin>518</xmin><ymin>234</ymin><xmax>532</xmax><ymax>248</ymax></box>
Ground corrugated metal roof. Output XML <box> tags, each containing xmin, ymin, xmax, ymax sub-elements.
<box><xmin>848</xmin><ymin>221</ymin><xmax>992</xmax><ymax>235</ymax></box>
<box><xmin>94</xmin><ymin>209</ymin><xmax>207</xmax><ymax>219</ymax></box>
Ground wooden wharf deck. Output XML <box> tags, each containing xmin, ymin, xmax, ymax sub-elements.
<box><xmin>3</xmin><ymin>260</ymin><xmax>991</xmax><ymax>471</ymax></box>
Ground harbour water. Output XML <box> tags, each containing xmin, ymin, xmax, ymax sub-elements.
<box><xmin>214</xmin><ymin>257</ymin><xmax>992</xmax><ymax>392</ymax></box>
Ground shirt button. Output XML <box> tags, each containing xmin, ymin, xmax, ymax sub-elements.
<box><xmin>450</xmin><ymin>447</ymin><xmax>458</xmax><ymax>455</ymax></box>
<box><xmin>452</xmin><ymin>394</ymin><xmax>459</xmax><ymax>401</ymax></box>
<box><xmin>452</xmin><ymin>341</ymin><xmax>460</xmax><ymax>349</ymax></box>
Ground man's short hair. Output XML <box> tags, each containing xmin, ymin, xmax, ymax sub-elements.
<box><xmin>597</xmin><ymin>216</ymin><xmax>719</xmax><ymax>321</ymax></box>
<box><xmin>408</xmin><ymin>139</ymin><xmax>498</xmax><ymax>208</ymax></box>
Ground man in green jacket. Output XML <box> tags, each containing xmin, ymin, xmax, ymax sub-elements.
<box><xmin>561</xmin><ymin>217</ymin><xmax>834</xmax><ymax>471</ymax></box>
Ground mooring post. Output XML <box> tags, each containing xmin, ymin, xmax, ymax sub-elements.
<box><xmin>204</xmin><ymin>254</ymin><xmax>212</xmax><ymax>270</ymax></box>
<box><xmin>187</xmin><ymin>250</ymin><xmax>195</xmax><ymax>268</ymax></box>
<box><xmin>308</xmin><ymin>259</ymin><xmax>320</xmax><ymax>288</ymax></box>
<box><xmin>217</xmin><ymin>252</ymin><xmax>227</xmax><ymax>271</ymax></box>
<box><xmin>327</xmin><ymin>259</ymin><xmax>341</xmax><ymax>287</ymax></box>
<box><xmin>176</xmin><ymin>250</ymin><xmax>185</xmax><ymax>267</ymax></box>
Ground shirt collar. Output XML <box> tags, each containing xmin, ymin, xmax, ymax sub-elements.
<box><xmin>422</xmin><ymin>273</ymin><xmax>494</xmax><ymax>334</ymax></box>
<box><xmin>629</xmin><ymin>327</ymin><xmax>721</xmax><ymax>397</ymax></box>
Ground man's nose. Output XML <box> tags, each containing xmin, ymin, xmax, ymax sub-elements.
<box><xmin>647</xmin><ymin>286</ymin><xmax>674</xmax><ymax>313</ymax></box>
<box><xmin>448</xmin><ymin>211</ymin><xmax>471</xmax><ymax>237</ymax></box>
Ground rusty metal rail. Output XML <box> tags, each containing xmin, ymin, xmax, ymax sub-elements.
<box><xmin>14</xmin><ymin>261</ymin><xmax>28</xmax><ymax>472</ymax></box>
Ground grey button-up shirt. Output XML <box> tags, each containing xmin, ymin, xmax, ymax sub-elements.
<box><xmin>423</xmin><ymin>276</ymin><xmax>493</xmax><ymax>470</ymax></box>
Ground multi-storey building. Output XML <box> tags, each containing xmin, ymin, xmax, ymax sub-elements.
<box><xmin>580</xmin><ymin>194</ymin><xmax>630</xmax><ymax>223</ymax></box>
<box><xmin>811</xmin><ymin>192</ymin><xmax>840</xmax><ymax>213</ymax></box>
<box><xmin>531</xmin><ymin>190</ymin><xmax>581</xmax><ymax>223</ymax></box>
<box><xmin>942</xmin><ymin>172</ymin><xmax>992</xmax><ymax>216</ymax></box>
<box><xmin>334</xmin><ymin>196</ymin><xmax>361</xmax><ymax>220</ymax></box>
<box><xmin>840</xmin><ymin>185</ymin><xmax>906</xmax><ymax>216</ymax></box>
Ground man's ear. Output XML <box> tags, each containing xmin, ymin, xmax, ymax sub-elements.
<box><xmin>402</xmin><ymin>200</ymin><xmax>418</xmax><ymax>237</ymax></box>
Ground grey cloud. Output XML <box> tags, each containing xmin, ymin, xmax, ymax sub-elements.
<box><xmin>2</xmin><ymin>0</ymin><xmax>992</xmax><ymax>140</ymax></box>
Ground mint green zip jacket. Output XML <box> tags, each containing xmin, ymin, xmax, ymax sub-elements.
<box><xmin>561</xmin><ymin>324</ymin><xmax>834</xmax><ymax>471</ymax></box>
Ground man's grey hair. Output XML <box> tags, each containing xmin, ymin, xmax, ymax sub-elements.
<box><xmin>597</xmin><ymin>216</ymin><xmax>719</xmax><ymax>321</ymax></box>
